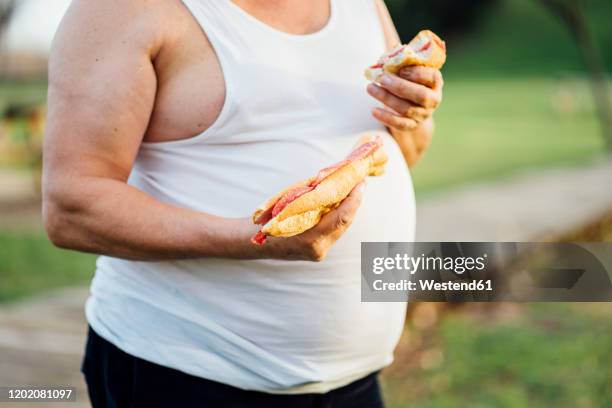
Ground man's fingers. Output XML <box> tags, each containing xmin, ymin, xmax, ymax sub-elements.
<box><xmin>289</xmin><ymin>182</ymin><xmax>364</xmax><ymax>262</ymax></box>
<box><xmin>367</xmin><ymin>84</ymin><xmax>430</xmax><ymax>122</ymax></box>
<box><xmin>372</xmin><ymin>107</ymin><xmax>419</xmax><ymax>131</ymax></box>
<box><xmin>328</xmin><ymin>181</ymin><xmax>365</xmax><ymax>239</ymax></box>
<box><xmin>398</xmin><ymin>66</ymin><xmax>444</xmax><ymax>90</ymax></box>
<box><xmin>378</xmin><ymin>74</ymin><xmax>441</xmax><ymax>109</ymax></box>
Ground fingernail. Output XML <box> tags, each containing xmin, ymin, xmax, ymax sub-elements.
<box><xmin>380</xmin><ymin>75</ymin><xmax>392</xmax><ymax>87</ymax></box>
<box><xmin>367</xmin><ymin>84</ymin><xmax>378</xmax><ymax>95</ymax></box>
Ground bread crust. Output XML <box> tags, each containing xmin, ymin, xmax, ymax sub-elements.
<box><xmin>261</xmin><ymin>209</ymin><xmax>325</xmax><ymax>238</ymax></box>
<box><xmin>365</xmin><ymin>29</ymin><xmax>446</xmax><ymax>81</ymax></box>
<box><xmin>253</xmin><ymin>133</ymin><xmax>388</xmax><ymax>238</ymax></box>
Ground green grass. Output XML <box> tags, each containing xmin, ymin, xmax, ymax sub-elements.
<box><xmin>441</xmin><ymin>0</ymin><xmax>612</xmax><ymax>78</ymax></box>
<box><xmin>412</xmin><ymin>77</ymin><xmax>606</xmax><ymax>194</ymax></box>
<box><xmin>0</xmin><ymin>80</ymin><xmax>47</xmax><ymax>111</ymax></box>
<box><xmin>0</xmin><ymin>229</ymin><xmax>95</xmax><ymax>302</ymax></box>
<box><xmin>381</xmin><ymin>303</ymin><xmax>612</xmax><ymax>408</ymax></box>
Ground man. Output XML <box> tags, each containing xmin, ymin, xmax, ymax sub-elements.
<box><xmin>44</xmin><ymin>0</ymin><xmax>443</xmax><ymax>406</ymax></box>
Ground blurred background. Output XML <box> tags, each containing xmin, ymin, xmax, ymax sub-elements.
<box><xmin>0</xmin><ymin>0</ymin><xmax>610</xmax><ymax>407</ymax></box>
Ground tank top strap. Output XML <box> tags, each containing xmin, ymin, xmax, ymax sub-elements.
<box><xmin>179</xmin><ymin>1</ymin><xmax>249</xmax><ymax>65</ymax></box>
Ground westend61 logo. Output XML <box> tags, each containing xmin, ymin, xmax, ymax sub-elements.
<box><xmin>372</xmin><ymin>253</ymin><xmax>488</xmax><ymax>275</ymax></box>
<box><xmin>369</xmin><ymin>251</ymin><xmax>493</xmax><ymax>295</ymax></box>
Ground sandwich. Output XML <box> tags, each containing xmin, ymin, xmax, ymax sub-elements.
<box><xmin>365</xmin><ymin>29</ymin><xmax>446</xmax><ymax>82</ymax></box>
<box><xmin>251</xmin><ymin>134</ymin><xmax>388</xmax><ymax>245</ymax></box>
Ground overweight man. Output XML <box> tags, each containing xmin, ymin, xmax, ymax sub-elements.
<box><xmin>43</xmin><ymin>0</ymin><xmax>443</xmax><ymax>406</ymax></box>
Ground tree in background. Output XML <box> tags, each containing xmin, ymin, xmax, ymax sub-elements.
<box><xmin>538</xmin><ymin>0</ymin><xmax>612</xmax><ymax>149</ymax></box>
<box><xmin>385</xmin><ymin>0</ymin><xmax>499</xmax><ymax>40</ymax></box>
<box><xmin>0</xmin><ymin>0</ymin><xmax>19</xmax><ymax>78</ymax></box>
<box><xmin>0</xmin><ymin>0</ymin><xmax>17</xmax><ymax>35</ymax></box>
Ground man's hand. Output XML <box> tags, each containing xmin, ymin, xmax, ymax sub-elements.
<box><xmin>245</xmin><ymin>182</ymin><xmax>365</xmax><ymax>262</ymax></box>
<box><xmin>366</xmin><ymin>66</ymin><xmax>444</xmax><ymax>166</ymax></box>
<box><xmin>367</xmin><ymin>66</ymin><xmax>443</xmax><ymax>130</ymax></box>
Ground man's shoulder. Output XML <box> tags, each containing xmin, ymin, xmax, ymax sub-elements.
<box><xmin>60</xmin><ymin>0</ymin><xmax>183</xmax><ymax>53</ymax></box>
<box><xmin>68</xmin><ymin>0</ymin><xmax>168</xmax><ymax>23</ymax></box>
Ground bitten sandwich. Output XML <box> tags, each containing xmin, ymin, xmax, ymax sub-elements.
<box><xmin>251</xmin><ymin>134</ymin><xmax>388</xmax><ymax>245</ymax></box>
<box><xmin>365</xmin><ymin>29</ymin><xmax>446</xmax><ymax>82</ymax></box>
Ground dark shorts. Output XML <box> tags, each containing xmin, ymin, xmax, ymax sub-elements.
<box><xmin>82</xmin><ymin>326</ymin><xmax>385</xmax><ymax>408</ymax></box>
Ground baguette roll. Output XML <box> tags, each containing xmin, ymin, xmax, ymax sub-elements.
<box><xmin>251</xmin><ymin>134</ymin><xmax>388</xmax><ymax>242</ymax></box>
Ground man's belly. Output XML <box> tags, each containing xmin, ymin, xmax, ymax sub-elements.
<box><xmin>90</xmin><ymin>253</ymin><xmax>409</xmax><ymax>391</ymax></box>
<box><xmin>89</xmin><ymin>131</ymin><xmax>416</xmax><ymax>391</ymax></box>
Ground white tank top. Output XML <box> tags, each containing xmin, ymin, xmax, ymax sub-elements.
<box><xmin>86</xmin><ymin>0</ymin><xmax>416</xmax><ymax>394</ymax></box>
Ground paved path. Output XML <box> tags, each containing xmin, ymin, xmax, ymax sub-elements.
<box><xmin>416</xmin><ymin>158</ymin><xmax>612</xmax><ymax>241</ymax></box>
<box><xmin>0</xmin><ymin>288</ymin><xmax>89</xmax><ymax>408</ymax></box>
<box><xmin>1</xmin><ymin>159</ymin><xmax>611</xmax><ymax>407</ymax></box>
<box><xmin>0</xmin><ymin>169</ymin><xmax>41</xmax><ymax>231</ymax></box>
<box><xmin>0</xmin><ymin>169</ymin><xmax>38</xmax><ymax>204</ymax></box>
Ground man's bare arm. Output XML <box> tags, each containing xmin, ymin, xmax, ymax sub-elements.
<box><xmin>44</xmin><ymin>0</ymin><xmax>243</xmax><ymax>260</ymax></box>
<box><xmin>43</xmin><ymin>0</ymin><xmax>360</xmax><ymax>262</ymax></box>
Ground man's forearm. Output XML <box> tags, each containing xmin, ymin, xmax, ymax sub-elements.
<box><xmin>43</xmin><ymin>177</ymin><xmax>260</xmax><ymax>261</ymax></box>
<box><xmin>390</xmin><ymin>117</ymin><xmax>434</xmax><ymax>168</ymax></box>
